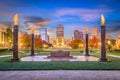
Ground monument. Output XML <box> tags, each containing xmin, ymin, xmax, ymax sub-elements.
<box><xmin>11</xmin><ymin>13</ymin><xmax>20</xmax><ymax>62</ymax></box>
<box><xmin>30</xmin><ymin>26</ymin><xmax>35</xmax><ymax>56</ymax></box>
<box><xmin>85</xmin><ymin>27</ymin><xmax>90</xmax><ymax>56</ymax></box>
<box><xmin>100</xmin><ymin>14</ymin><xmax>108</xmax><ymax>61</ymax></box>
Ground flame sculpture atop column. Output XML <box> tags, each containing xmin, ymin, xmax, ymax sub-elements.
<box><xmin>101</xmin><ymin>14</ymin><xmax>105</xmax><ymax>26</ymax></box>
<box><xmin>86</xmin><ymin>27</ymin><xmax>89</xmax><ymax>34</ymax></box>
<box><xmin>100</xmin><ymin>14</ymin><xmax>108</xmax><ymax>61</ymax></box>
<box><xmin>31</xmin><ymin>26</ymin><xmax>34</xmax><ymax>34</ymax></box>
<box><xmin>14</xmin><ymin>13</ymin><xmax>19</xmax><ymax>25</ymax></box>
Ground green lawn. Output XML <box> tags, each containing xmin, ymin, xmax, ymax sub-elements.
<box><xmin>107</xmin><ymin>51</ymin><xmax>120</xmax><ymax>56</ymax></box>
<box><xmin>0</xmin><ymin>49</ymin><xmax>120</xmax><ymax>70</ymax></box>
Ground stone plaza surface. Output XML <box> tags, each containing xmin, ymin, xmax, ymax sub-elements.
<box><xmin>0</xmin><ymin>70</ymin><xmax>120</xmax><ymax>80</ymax></box>
<box><xmin>21</xmin><ymin>56</ymin><xmax>99</xmax><ymax>61</ymax></box>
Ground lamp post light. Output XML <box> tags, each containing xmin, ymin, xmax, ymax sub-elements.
<box><xmin>85</xmin><ymin>27</ymin><xmax>90</xmax><ymax>56</ymax></box>
<box><xmin>11</xmin><ymin>13</ymin><xmax>20</xmax><ymax>62</ymax></box>
<box><xmin>100</xmin><ymin>14</ymin><xmax>108</xmax><ymax>61</ymax></box>
<box><xmin>30</xmin><ymin>26</ymin><xmax>35</xmax><ymax>56</ymax></box>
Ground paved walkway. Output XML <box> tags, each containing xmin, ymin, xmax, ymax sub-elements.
<box><xmin>0</xmin><ymin>55</ymin><xmax>11</xmax><ymax>58</ymax></box>
<box><xmin>21</xmin><ymin>56</ymin><xmax>99</xmax><ymax>61</ymax></box>
<box><xmin>0</xmin><ymin>70</ymin><xmax>120</xmax><ymax>80</ymax></box>
<box><xmin>108</xmin><ymin>54</ymin><xmax>120</xmax><ymax>58</ymax></box>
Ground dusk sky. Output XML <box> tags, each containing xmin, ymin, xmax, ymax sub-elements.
<box><xmin>0</xmin><ymin>0</ymin><xmax>120</xmax><ymax>39</ymax></box>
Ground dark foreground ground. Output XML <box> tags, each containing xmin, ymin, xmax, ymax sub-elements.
<box><xmin>0</xmin><ymin>70</ymin><xmax>120</xmax><ymax>80</ymax></box>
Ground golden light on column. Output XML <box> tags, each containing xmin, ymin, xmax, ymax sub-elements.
<box><xmin>31</xmin><ymin>26</ymin><xmax>35</xmax><ymax>34</ymax></box>
<box><xmin>14</xmin><ymin>13</ymin><xmax>19</xmax><ymax>25</ymax></box>
<box><xmin>101</xmin><ymin>14</ymin><xmax>105</xmax><ymax>26</ymax></box>
<box><xmin>86</xmin><ymin>26</ymin><xmax>89</xmax><ymax>34</ymax></box>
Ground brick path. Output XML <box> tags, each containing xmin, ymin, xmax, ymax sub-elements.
<box><xmin>0</xmin><ymin>70</ymin><xmax>120</xmax><ymax>80</ymax></box>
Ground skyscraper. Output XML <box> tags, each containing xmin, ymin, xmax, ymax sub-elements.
<box><xmin>40</xmin><ymin>28</ymin><xmax>47</xmax><ymax>42</ymax></box>
<box><xmin>92</xmin><ymin>27</ymin><xmax>99</xmax><ymax>36</ymax></box>
<box><xmin>56</xmin><ymin>24</ymin><xmax>64</xmax><ymax>46</ymax></box>
<box><xmin>57</xmin><ymin>24</ymin><xmax>64</xmax><ymax>37</ymax></box>
<box><xmin>74</xmin><ymin>30</ymin><xmax>83</xmax><ymax>41</ymax></box>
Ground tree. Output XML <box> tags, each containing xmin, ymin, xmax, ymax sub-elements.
<box><xmin>89</xmin><ymin>36</ymin><xmax>100</xmax><ymax>48</ymax></box>
<box><xmin>106</xmin><ymin>39</ymin><xmax>116</xmax><ymax>51</ymax></box>
<box><xmin>70</xmin><ymin>39</ymin><xmax>83</xmax><ymax>49</ymax></box>
<box><xmin>21</xmin><ymin>33</ymin><xmax>31</xmax><ymax>48</ymax></box>
<box><xmin>4</xmin><ymin>27</ymin><xmax>13</xmax><ymax>48</ymax></box>
<box><xmin>34</xmin><ymin>37</ymin><xmax>43</xmax><ymax>49</ymax></box>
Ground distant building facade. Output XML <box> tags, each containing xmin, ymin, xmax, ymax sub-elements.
<box><xmin>74</xmin><ymin>30</ymin><xmax>83</xmax><ymax>41</ymax></box>
<box><xmin>115</xmin><ymin>34</ymin><xmax>120</xmax><ymax>49</ymax></box>
<box><xmin>40</xmin><ymin>28</ymin><xmax>48</xmax><ymax>42</ymax></box>
<box><xmin>0</xmin><ymin>24</ymin><xmax>7</xmax><ymax>48</ymax></box>
<box><xmin>0</xmin><ymin>23</ymin><xmax>24</xmax><ymax>49</ymax></box>
<box><xmin>56</xmin><ymin>24</ymin><xmax>64</xmax><ymax>46</ymax></box>
<box><xmin>49</xmin><ymin>38</ymin><xmax>56</xmax><ymax>45</ymax></box>
<box><xmin>92</xmin><ymin>27</ymin><xmax>99</xmax><ymax>36</ymax></box>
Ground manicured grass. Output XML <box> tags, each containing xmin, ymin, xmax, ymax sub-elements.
<box><xmin>107</xmin><ymin>51</ymin><xmax>120</xmax><ymax>56</ymax></box>
<box><xmin>0</xmin><ymin>53</ymin><xmax>120</xmax><ymax>70</ymax></box>
<box><xmin>0</xmin><ymin>49</ymin><xmax>120</xmax><ymax>70</ymax></box>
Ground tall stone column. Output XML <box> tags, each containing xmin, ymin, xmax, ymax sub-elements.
<box><xmin>11</xmin><ymin>13</ymin><xmax>19</xmax><ymax>62</ymax></box>
<box><xmin>85</xmin><ymin>27</ymin><xmax>90</xmax><ymax>56</ymax></box>
<box><xmin>30</xmin><ymin>33</ymin><xmax>35</xmax><ymax>56</ymax></box>
<box><xmin>11</xmin><ymin>25</ymin><xmax>19</xmax><ymax>61</ymax></box>
<box><xmin>100</xmin><ymin>14</ymin><xmax>108</xmax><ymax>61</ymax></box>
<box><xmin>100</xmin><ymin>26</ymin><xmax>108</xmax><ymax>61</ymax></box>
<box><xmin>85</xmin><ymin>33</ymin><xmax>90</xmax><ymax>56</ymax></box>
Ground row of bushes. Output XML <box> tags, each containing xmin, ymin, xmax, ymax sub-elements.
<box><xmin>0</xmin><ymin>48</ymin><xmax>12</xmax><ymax>52</ymax></box>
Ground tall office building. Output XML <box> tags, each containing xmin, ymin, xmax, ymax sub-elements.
<box><xmin>56</xmin><ymin>24</ymin><xmax>64</xmax><ymax>46</ymax></box>
<box><xmin>74</xmin><ymin>30</ymin><xmax>83</xmax><ymax>41</ymax></box>
<box><xmin>40</xmin><ymin>28</ymin><xmax>47</xmax><ymax>42</ymax></box>
<box><xmin>46</xmin><ymin>35</ymin><xmax>49</xmax><ymax>43</ymax></box>
<box><xmin>92</xmin><ymin>27</ymin><xmax>99</xmax><ymax>36</ymax></box>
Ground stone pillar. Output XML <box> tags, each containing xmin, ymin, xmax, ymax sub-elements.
<box><xmin>85</xmin><ymin>33</ymin><xmax>90</xmax><ymax>56</ymax></box>
<box><xmin>30</xmin><ymin>33</ymin><xmax>35</xmax><ymax>56</ymax></box>
<box><xmin>100</xmin><ymin>26</ymin><xmax>108</xmax><ymax>61</ymax></box>
<box><xmin>11</xmin><ymin>25</ymin><xmax>19</xmax><ymax>62</ymax></box>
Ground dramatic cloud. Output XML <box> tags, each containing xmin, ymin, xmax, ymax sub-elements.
<box><xmin>23</xmin><ymin>16</ymin><xmax>52</xmax><ymax>26</ymax></box>
<box><xmin>54</xmin><ymin>8</ymin><xmax>112</xmax><ymax>21</ymax></box>
<box><xmin>106</xmin><ymin>26</ymin><xmax>120</xmax><ymax>33</ymax></box>
<box><xmin>0</xmin><ymin>0</ymin><xmax>29</xmax><ymax>9</ymax></box>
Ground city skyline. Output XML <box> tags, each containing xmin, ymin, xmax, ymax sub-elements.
<box><xmin>0</xmin><ymin>0</ymin><xmax>120</xmax><ymax>39</ymax></box>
